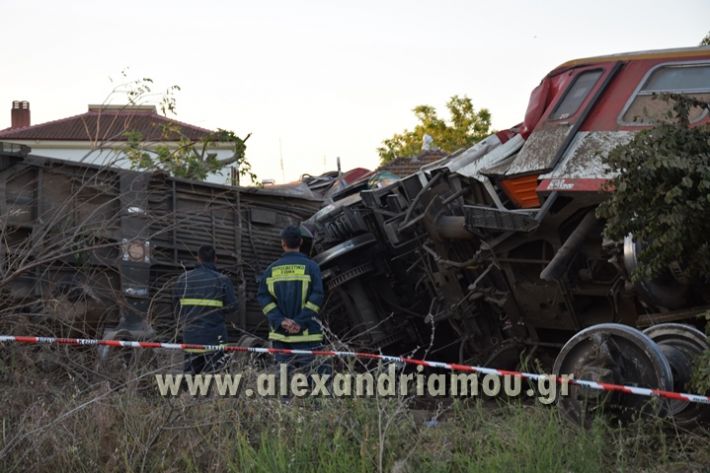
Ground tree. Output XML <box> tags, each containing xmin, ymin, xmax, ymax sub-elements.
<box><xmin>123</xmin><ymin>126</ymin><xmax>257</xmax><ymax>184</ymax></box>
<box><xmin>596</xmin><ymin>95</ymin><xmax>710</xmax><ymax>393</ymax></box>
<box><xmin>596</xmin><ymin>95</ymin><xmax>710</xmax><ymax>283</ymax></box>
<box><xmin>377</xmin><ymin>95</ymin><xmax>492</xmax><ymax>164</ymax></box>
<box><xmin>701</xmin><ymin>31</ymin><xmax>710</xmax><ymax>46</ymax></box>
<box><xmin>117</xmin><ymin>76</ymin><xmax>257</xmax><ymax>184</ymax></box>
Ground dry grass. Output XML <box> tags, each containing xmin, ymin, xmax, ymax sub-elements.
<box><xmin>0</xmin><ymin>345</ymin><xmax>708</xmax><ymax>473</ymax></box>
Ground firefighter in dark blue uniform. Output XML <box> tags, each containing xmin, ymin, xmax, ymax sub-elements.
<box><xmin>174</xmin><ymin>245</ymin><xmax>237</xmax><ymax>374</ymax></box>
<box><xmin>257</xmin><ymin>226</ymin><xmax>325</xmax><ymax>371</ymax></box>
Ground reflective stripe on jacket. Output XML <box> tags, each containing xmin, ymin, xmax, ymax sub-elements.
<box><xmin>174</xmin><ymin>263</ymin><xmax>237</xmax><ymax>347</ymax></box>
<box><xmin>257</xmin><ymin>252</ymin><xmax>324</xmax><ymax>343</ymax></box>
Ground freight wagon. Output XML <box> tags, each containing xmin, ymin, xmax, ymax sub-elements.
<box><xmin>0</xmin><ymin>142</ymin><xmax>321</xmax><ymax>342</ymax></box>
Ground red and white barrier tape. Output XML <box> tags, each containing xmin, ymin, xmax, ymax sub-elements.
<box><xmin>1</xmin><ymin>335</ymin><xmax>709</xmax><ymax>405</ymax></box>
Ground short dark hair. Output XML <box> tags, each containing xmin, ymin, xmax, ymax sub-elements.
<box><xmin>281</xmin><ymin>226</ymin><xmax>302</xmax><ymax>250</ymax></box>
<box><xmin>198</xmin><ymin>245</ymin><xmax>216</xmax><ymax>263</ymax></box>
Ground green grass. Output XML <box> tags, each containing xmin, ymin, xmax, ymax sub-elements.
<box><xmin>1</xmin><ymin>348</ymin><xmax>709</xmax><ymax>473</ymax></box>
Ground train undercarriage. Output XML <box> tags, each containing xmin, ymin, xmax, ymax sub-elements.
<box><xmin>307</xmin><ymin>139</ymin><xmax>709</xmax><ymax>425</ymax></box>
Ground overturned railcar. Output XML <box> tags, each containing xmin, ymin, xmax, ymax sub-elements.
<box><xmin>310</xmin><ymin>46</ymin><xmax>710</xmax><ymax>424</ymax></box>
<box><xmin>0</xmin><ymin>143</ymin><xmax>321</xmax><ymax>341</ymax></box>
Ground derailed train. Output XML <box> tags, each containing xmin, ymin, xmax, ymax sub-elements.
<box><xmin>0</xmin><ymin>143</ymin><xmax>321</xmax><ymax>342</ymax></box>
<box><xmin>1</xmin><ymin>46</ymin><xmax>709</xmax><ymax>424</ymax></box>
<box><xmin>308</xmin><ymin>46</ymin><xmax>710</xmax><ymax>423</ymax></box>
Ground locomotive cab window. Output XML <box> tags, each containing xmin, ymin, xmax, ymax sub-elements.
<box><xmin>549</xmin><ymin>69</ymin><xmax>603</xmax><ymax>120</ymax></box>
<box><xmin>621</xmin><ymin>63</ymin><xmax>710</xmax><ymax>125</ymax></box>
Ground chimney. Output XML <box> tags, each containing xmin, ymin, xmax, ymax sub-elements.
<box><xmin>11</xmin><ymin>100</ymin><xmax>30</xmax><ymax>128</ymax></box>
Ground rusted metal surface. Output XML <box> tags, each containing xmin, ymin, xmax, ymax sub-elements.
<box><xmin>643</xmin><ymin>323</ymin><xmax>710</xmax><ymax>424</ymax></box>
<box><xmin>553</xmin><ymin>323</ymin><xmax>674</xmax><ymax>427</ymax></box>
<box><xmin>0</xmin><ymin>151</ymin><xmax>321</xmax><ymax>339</ymax></box>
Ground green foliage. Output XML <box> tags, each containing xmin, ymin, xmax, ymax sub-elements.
<box><xmin>691</xmin><ymin>312</ymin><xmax>710</xmax><ymax>393</ymax></box>
<box><xmin>5</xmin><ymin>371</ymin><xmax>708</xmax><ymax>473</ymax></box>
<box><xmin>123</xmin><ymin>126</ymin><xmax>256</xmax><ymax>184</ymax></box>
<box><xmin>377</xmin><ymin>95</ymin><xmax>492</xmax><ymax>164</ymax></box>
<box><xmin>116</xmin><ymin>75</ymin><xmax>257</xmax><ymax>184</ymax></box>
<box><xmin>596</xmin><ymin>95</ymin><xmax>710</xmax><ymax>283</ymax></box>
<box><xmin>701</xmin><ymin>31</ymin><xmax>710</xmax><ymax>46</ymax></box>
<box><xmin>2</xmin><ymin>344</ymin><xmax>709</xmax><ymax>473</ymax></box>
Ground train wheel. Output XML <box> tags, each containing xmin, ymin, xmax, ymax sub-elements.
<box><xmin>643</xmin><ymin>323</ymin><xmax>709</xmax><ymax>427</ymax></box>
<box><xmin>483</xmin><ymin>341</ymin><xmax>525</xmax><ymax>370</ymax></box>
<box><xmin>553</xmin><ymin>323</ymin><xmax>673</xmax><ymax>427</ymax></box>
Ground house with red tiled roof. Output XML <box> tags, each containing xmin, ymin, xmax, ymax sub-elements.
<box><xmin>0</xmin><ymin>101</ymin><xmax>235</xmax><ymax>181</ymax></box>
<box><xmin>377</xmin><ymin>149</ymin><xmax>448</xmax><ymax>177</ymax></box>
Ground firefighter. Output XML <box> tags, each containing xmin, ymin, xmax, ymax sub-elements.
<box><xmin>257</xmin><ymin>225</ymin><xmax>325</xmax><ymax>374</ymax></box>
<box><xmin>174</xmin><ymin>245</ymin><xmax>237</xmax><ymax>374</ymax></box>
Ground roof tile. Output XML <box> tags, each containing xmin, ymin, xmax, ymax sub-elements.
<box><xmin>377</xmin><ymin>150</ymin><xmax>448</xmax><ymax>177</ymax></box>
<box><xmin>0</xmin><ymin>105</ymin><xmax>213</xmax><ymax>142</ymax></box>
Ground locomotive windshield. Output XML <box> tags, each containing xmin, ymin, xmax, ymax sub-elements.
<box><xmin>549</xmin><ymin>69</ymin><xmax>603</xmax><ymax>120</ymax></box>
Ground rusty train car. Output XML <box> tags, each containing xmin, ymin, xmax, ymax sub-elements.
<box><xmin>309</xmin><ymin>46</ymin><xmax>710</xmax><ymax>424</ymax></box>
<box><xmin>0</xmin><ymin>142</ymin><xmax>321</xmax><ymax>341</ymax></box>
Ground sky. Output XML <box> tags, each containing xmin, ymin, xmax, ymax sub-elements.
<box><xmin>1</xmin><ymin>0</ymin><xmax>708</xmax><ymax>183</ymax></box>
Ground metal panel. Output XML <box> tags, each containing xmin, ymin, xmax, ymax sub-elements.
<box><xmin>0</xmin><ymin>151</ymin><xmax>322</xmax><ymax>340</ymax></box>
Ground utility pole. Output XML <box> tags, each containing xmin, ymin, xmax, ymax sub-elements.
<box><xmin>279</xmin><ymin>138</ymin><xmax>285</xmax><ymax>183</ymax></box>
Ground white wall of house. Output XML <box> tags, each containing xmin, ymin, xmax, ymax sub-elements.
<box><xmin>3</xmin><ymin>140</ymin><xmax>237</xmax><ymax>185</ymax></box>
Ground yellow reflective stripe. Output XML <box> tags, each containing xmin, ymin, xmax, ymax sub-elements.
<box><xmin>265</xmin><ymin>266</ymin><xmax>312</xmax><ymax>310</ymax></box>
<box><xmin>180</xmin><ymin>298</ymin><xmax>224</xmax><ymax>307</ymax></box>
<box><xmin>262</xmin><ymin>302</ymin><xmax>277</xmax><ymax>315</ymax></box>
<box><xmin>267</xmin><ymin>275</ymin><xmax>311</xmax><ymax>283</ymax></box>
<box><xmin>301</xmin><ymin>278</ymin><xmax>310</xmax><ymax>309</ymax></box>
<box><xmin>266</xmin><ymin>274</ymin><xmax>311</xmax><ymax>300</ymax></box>
<box><xmin>268</xmin><ymin>331</ymin><xmax>324</xmax><ymax>343</ymax></box>
<box><xmin>304</xmin><ymin>301</ymin><xmax>320</xmax><ymax>313</ymax></box>
<box><xmin>271</xmin><ymin>265</ymin><xmax>306</xmax><ymax>277</ymax></box>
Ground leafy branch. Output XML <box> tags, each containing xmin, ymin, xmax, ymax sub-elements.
<box><xmin>122</xmin><ymin>126</ymin><xmax>256</xmax><ymax>183</ymax></box>
<box><xmin>596</xmin><ymin>94</ymin><xmax>710</xmax><ymax>283</ymax></box>
<box><xmin>377</xmin><ymin>95</ymin><xmax>492</xmax><ymax>164</ymax></box>
<box><xmin>115</xmin><ymin>75</ymin><xmax>257</xmax><ymax>184</ymax></box>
